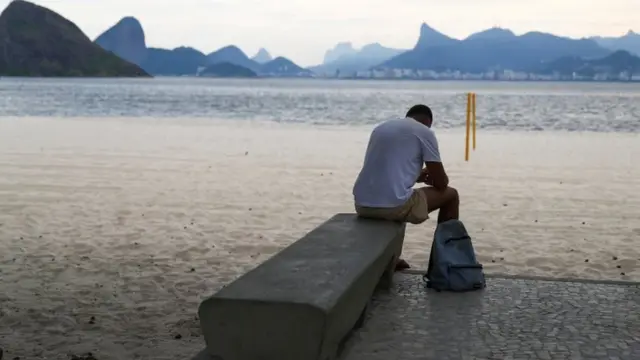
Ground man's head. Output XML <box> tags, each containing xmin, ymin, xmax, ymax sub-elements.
<box><xmin>406</xmin><ymin>104</ymin><xmax>433</xmax><ymax>128</ymax></box>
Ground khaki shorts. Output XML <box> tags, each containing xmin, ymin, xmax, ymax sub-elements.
<box><xmin>355</xmin><ymin>190</ymin><xmax>429</xmax><ymax>224</ymax></box>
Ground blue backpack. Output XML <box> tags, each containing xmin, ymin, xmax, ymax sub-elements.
<box><xmin>424</xmin><ymin>219</ymin><xmax>486</xmax><ymax>292</ymax></box>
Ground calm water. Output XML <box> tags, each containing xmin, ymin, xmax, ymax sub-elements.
<box><xmin>1</xmin><ymin>77</ymin><xmax>640</xmax><ymax>132</ymax></box>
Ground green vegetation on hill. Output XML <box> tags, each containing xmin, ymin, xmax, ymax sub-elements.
<box><xmin>0</xmin><ymin>0</ymin><xmax>149</xmax><ymax>77</ymax></box>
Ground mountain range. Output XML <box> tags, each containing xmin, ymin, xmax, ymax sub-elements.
<box><xmin>95</xmin><ymin>17</ymin><xmax>311</xmax><ymax>77</ymax></box>
<box><xmin>53</xmin><ymin>5</ymin><xmax>640</xmax><ymax>79</ymax></box>
<box><xmin>1</xmin><ymin>0</ymin><xmax>639</xmax><ymax>80</ymax></box>
<box><xmin>379</xmin><ymin>25</ymin><xmax>611</xmax><ymax>73</ymax></box>
<box><xmin>314</xmin><ymin>24</ymin><xmax>640</xmax><ymax>77</ymax></box>
<box><xmin>93</xmin><ymin>16</ymin><xmax>640</xmax><ymax>78</ymax></box>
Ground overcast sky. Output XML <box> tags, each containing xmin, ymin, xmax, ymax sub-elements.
<box><xmin>3</xmin><ymin>0</ymin><xmax>638</xmax><ymax>65</ymax></box>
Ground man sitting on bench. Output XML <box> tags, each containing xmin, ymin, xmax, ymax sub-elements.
<box><xmin>352</xmin><ymin>104</ymin><xmax>460</xmax><ymax>270</ymax></box>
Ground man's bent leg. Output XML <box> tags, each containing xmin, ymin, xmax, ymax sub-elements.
<box><xmin>416</xmin><ymin>186</ymin><xmax>459</xmax><ymax>276</ymax></box>
<box><xmin>417</xmin><ymin>186</ymin><xmax>459</xmax><ymax>224</ymax></box>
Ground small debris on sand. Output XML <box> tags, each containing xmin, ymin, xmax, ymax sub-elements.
<box><xmin>174</xmin><ymin>334</ymin><xmax>182</xmax><ymax>340</ymax></box>
<box><xmin>70</xmin><ymin>353</ymin><xmax>97</xmax><ymax>360</ymax></box>
<box><xmin>71</xmin><ymin>353</ymin><xmax>98</xmax><ymax>360</ymax></box>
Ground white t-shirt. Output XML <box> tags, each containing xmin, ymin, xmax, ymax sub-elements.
<box><xmin>353</xmin><ymin>117</ymin><xmax>441</xmax><ymax>208</ymax></box>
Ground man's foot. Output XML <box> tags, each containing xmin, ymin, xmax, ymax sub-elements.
<box><xmin>395</xmin><ymin>259</ymin><xmax>411</xmax><ymax>272</ymax></box>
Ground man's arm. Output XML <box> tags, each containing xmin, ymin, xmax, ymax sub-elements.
<box><xmin>416</xmin><ymin>127</ymin><xmax>449</xmax><ymax>191</ymax></box>
<box><xmin>425</xmin><ymin>161</ymin><xmax>449</xmax><ymax>190</ymax></box>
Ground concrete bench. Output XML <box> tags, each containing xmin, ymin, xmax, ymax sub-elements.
<box><xmin>197</xmin><ymin>213</ymin><xmax>406</xmax><ymax>360</ymax></box>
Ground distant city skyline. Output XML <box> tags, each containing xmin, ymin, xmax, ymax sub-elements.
<box><xmin>2</xmin><ymin>0</ymin><xmax>638</xmax><ymax>66</ymax></box>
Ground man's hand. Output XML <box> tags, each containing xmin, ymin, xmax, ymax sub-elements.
<box><xmin>416</xmin><ymin>168</ymin><xmax>430</xmax><ymax>184</ymax></box>
<box><xmin>423</xmin><ymin>174</ymin><xmax>433</xmax><ymax>186</ymax></box>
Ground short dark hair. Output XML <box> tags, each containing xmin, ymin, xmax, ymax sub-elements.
<box><xmin>406</xmin><ymin>104</ymin><xmax>432</xmax><ymax>119</ymax></box>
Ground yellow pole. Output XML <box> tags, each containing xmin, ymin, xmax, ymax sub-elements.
<box><xmin>472</xmin><ymin>93</ymin><xmax>477</xmax><ymax>150</ymax></box>
<box><xmin>465</xmin><ymin>93</ymin><xmax>471</xmax><ymax>162</ymax></box>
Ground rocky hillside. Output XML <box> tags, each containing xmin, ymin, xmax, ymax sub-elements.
<box><xmin>0</xmin><ymin>1</ymin><xmax>148</xmax><ymax>77</ymax></box>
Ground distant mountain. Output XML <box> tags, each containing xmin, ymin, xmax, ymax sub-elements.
<box><xmin>143</xmin><ymin>47</ymin><xmax>206</xmax><ymax>76</ymax></box>
<box><xmin>261</xmin><ymin>57</ymin><xmax>312</xmax><ymax>76</ymax></box>
<box><xmin>591</xmin><ymin>31</ymin><xmax>640</xmax><ymax>56</ymax></box>
<box><xmin>538</xmin><ymin>50</ymin><xmax>640</xmax><ymax>78</ymax></box>
<box><xmin>323</xmin><ymin>42</ymin><xmax>357</xmax><ymax>64</ymax></box>
<box><xmin>380</xmin><ymin>25</ymin><xmax>611</xmax><ymax>73</ymax></box>
<box><xmin>199</xmin><ymin>62</ymin><xmax>257</xmax><ymax>77</ymax></box>
<box><xmin>414</xmin><ymin>23</ymin><xmax>458</xmax><ymax>49</ymax></box>
<box><xmin>95</xmin><ymin>16</ymin><xmax>146</xmax><ymax>65</ymax></box>
<box><xmin>206</xmin><ymin>45</ymin><xmax>260</xmax><ymax>72</ymax></box>
<box><xmin>95</xmin><ymin>17</ymin><xmax>205</xmax><ymax>75</ymax></box>
<box><xmin>252</xmin><ymin>48</ymin><xmax>273</xmax><ymax>63</ymax></box>
<box><xmin>466</xmin><ymin>27</ymin><xmax>515</xmax><ymax>41</ymax></box>
<box><xmin>311</xmin><ymin>42</ymin><xmax>405</xmax><ymax>75</ymax></box>
<box><xmin>0</xmin><ymin>1</ymin><xmax>148</xmax><ymax>77</ymax></box>
<box><xmin>207</xmin><ymin>46</ymin><xmax>309</xmax><ymax>76</ymax></box>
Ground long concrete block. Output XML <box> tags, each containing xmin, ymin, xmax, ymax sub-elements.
<box><xmin>198</xmin><ymin>213</ymin><xmax>405</xmax><ymax>360</ymax></box>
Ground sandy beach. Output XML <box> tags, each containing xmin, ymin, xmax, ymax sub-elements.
<box><xmin>1</xmin><ymin>116</ymin><xmax>639</xmax><ymax>359</ymax></box>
